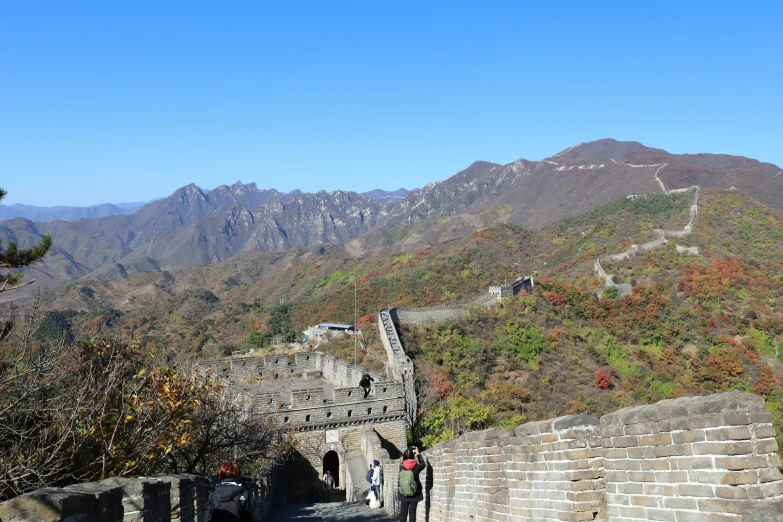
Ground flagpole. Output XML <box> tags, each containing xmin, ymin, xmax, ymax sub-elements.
<box><xmin>354</xmin><ymin>279</ymin><xmax>357</xmax><ymax>365</ymax></box>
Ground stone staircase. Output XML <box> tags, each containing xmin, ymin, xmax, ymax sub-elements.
<box><xmin>345</xmin><ymin>452</ymin><xmax>369</xmax><ymax>503</ymax></box>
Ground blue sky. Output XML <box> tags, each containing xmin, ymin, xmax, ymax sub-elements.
<box><xmin>1</xmin><ymin>1</ymin><xmax>781</xmax><ymax>206</ymax></box>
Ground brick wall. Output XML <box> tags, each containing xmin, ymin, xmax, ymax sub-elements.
<box><xmin>379</xmin><ymin>392</ymin><xmax>783</xmax><ymax>522</ymax></box>
<box><xmin>378</xmin><ymin>308</ymin><xmax>418</xmax><ymax>426</ymax></box>
<box><xmin>601</xmin><ymin>392</ymin><xmax>783</xmax><ymax>521</ymax></box>
<box><xmin>0</xmin><ymin>472</ymin><xmax>273</xmax><ymax>522</ymax></box>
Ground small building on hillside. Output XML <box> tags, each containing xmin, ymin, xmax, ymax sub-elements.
<box><xmin>303</xmin><ymin>323</ymin><xmax>356</xmax><ymax>343</ymax></box>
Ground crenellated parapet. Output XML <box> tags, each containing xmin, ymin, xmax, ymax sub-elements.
<box><xmin>194</xmin><ymin>351</ymin><xmax>405</xmax><ymax>433</ymax></box>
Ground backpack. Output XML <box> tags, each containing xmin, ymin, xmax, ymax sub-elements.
<box><xmin>211</xmin><ymin>485</ymin><xmax>252</xmax><ymax>522</ymax></box>
<box><xmin>399</xmin><ymin>469</ymin><xmax>417</xmax><ymax>497</ymax></box>
<box><xmin>366</xmin><ymin>469</ymin><xmax>374</xmax><ymax>484</ymax></box>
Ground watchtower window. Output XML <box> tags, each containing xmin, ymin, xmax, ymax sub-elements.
<box><xmin>383</xmin><ymin>406</ymin><xmax>388</xmax><ymax>413</ymax></box>
<box><xmin>275</xmin><ymin>359</ymin><xmax>278</xmax><ymax>363</ymax></box>
<box><xmin>347</xmin><ymin>391</ymin><xmax>352</xmax><ymax>397</ymax></box>
<box><xmin>284</xmin><ymin>417</ymin><xmax>289</xmax><ymax>423</ymax></box>
<box><xmin>327</xmin><ymin>411</ymin><xmax>332</xmax><ymax>418</ymax></box>
<box><xmin>367</xmin><ymin>407</ymin><xmax>372</xmax><ymax>415</ymax></box>
<box><xmin>306</xmin><ymin>395</ymin><xmax>310</xmax><ymax>400</ymax></box>
<box><xmin>347</xmin><ymin>410</ymin><xmax>352</xmax><ymax>417</ymax></box>
<box><xmin>268</xmin><ymin>399</ymin><xmax>273</xmax><ymax>404</ymax></box>
<box><xmin>383</xmin><ymin>387</ymin><xmax>387</xmax><ymax>393</ymax></box>
<box><xmin>306</xmin><ymin>414</ymin><xmax>311</xmax><ymax>422</ymax></box>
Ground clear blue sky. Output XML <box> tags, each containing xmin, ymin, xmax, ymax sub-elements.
<box><xmin>1</xmin><ymin>1</ymin><xmax>781</xmax><ymax>206</ymax></box>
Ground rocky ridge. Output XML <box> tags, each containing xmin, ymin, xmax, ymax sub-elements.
<box><xmin>2</xmin><ymin>139</ymin><xmax>781</xmax><ymax>300</ymax></box>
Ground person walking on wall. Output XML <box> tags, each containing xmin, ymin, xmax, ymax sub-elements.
<box><xmin>359</xmin><ymin>373</ymin><xmax>375</xmax><ymax>398</ymax></box>
<box><xmin>371</xmin><ymin>459</ymin><xmax>383</xmax><ymax>501</ymax></box>
<box><xmin>397</xmin><ymin>447</ymin><xmax>425</xmax><ymax>522</ymax></box>
<box><xmin>204</xmin><ymin>461</ymin><xmax>255</xmax><ymax>522</ymax></box>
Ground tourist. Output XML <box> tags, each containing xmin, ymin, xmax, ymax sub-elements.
<box><xmin>203</xmin><ymin>461</ymin><xmax>254</xmax><ymax>522</ymax></box>
<box><xmin>322</xmin><ymin>469</ymin><xmax>335</xmax><ymax>501</ymax></box>
<box><xmin>371</xmin><ymin>459</ymin><xmax>383</xmax><ymax>501</ymax></box>
<box><xmin>359</xmin><ymin>373</ymin><xmax>375</xmax><ymax>398</ymax></box>
<box><xmin>397</xmin><ymin>447</ymin><xmax>425</xmax><ymax>522</ymax></box>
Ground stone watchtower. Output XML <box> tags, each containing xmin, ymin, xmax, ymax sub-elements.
<box><xmin>196</xmin><ymin>352</ymin><xmax>407</xmax><ymax>503</ymax></box>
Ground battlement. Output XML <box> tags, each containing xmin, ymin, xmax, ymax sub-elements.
<box><xmin>195</xmin><ymin>351</ymin><xmax>404</xmax><ymax>431</ymax></box>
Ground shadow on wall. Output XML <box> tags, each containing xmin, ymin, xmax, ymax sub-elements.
<box><xmin>377</xmin><ymin>431</ymin><xmax>402</xmax><ymax>460</ymax></box>
<box><xmin>424</xmin><ymin>460</ymin><xmax>434</xmax><ymax>522</ymax></box>
<box><xmin>277</xmin><ymin>449</ymin><xmax>320</xmax><ymax>505</ymax></box>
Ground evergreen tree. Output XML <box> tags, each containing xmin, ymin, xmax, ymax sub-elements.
<box><xmin>0</xmin><ymin>188</ymin><xmax>52</xmax><ymax>292</ymax></box>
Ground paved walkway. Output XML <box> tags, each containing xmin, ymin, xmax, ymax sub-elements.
<box><xmin>267</xmin><ymin>502</ymin><xmax>393</xmax><ymax>522</ymax></box>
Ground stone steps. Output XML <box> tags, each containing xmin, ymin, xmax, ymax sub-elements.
<box><xmin>345</xmin><ymin>452</ymin><xmax>370</xmax><ymax>503</ymax></box>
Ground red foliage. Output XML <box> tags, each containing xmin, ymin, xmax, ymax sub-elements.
<box><xmin>753</xmin><ymin>366</ymin><xmax>778</xmax><ymax>396</ymax></box>
<box><xmin>594</xmin><ymin>369</ymin><xmax>613</xmax><ymax>389</ymax></box>
<box><xmin>429</xmin><ymin>366</ymin><xmax>453</xmax><ymax>400</ymax></box>
<box><xmin>543</xmin><ymin>291</ymin><xmax>567</xmax><ymax>308</ymax></box>
<box><xmin>679</xmin><ymin>257</ymin><xmax>755</xmax><ymax>300</ymax></box>
<box><xmin>703</xmin><ymin>347</ymin><xmax>744</xmax><ymax>391</ymax></box>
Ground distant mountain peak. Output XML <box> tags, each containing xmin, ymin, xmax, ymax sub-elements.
<box><xmin>363</xmin><ymin>188</ymin><xmax>410</xmax><ymax>203</ymax></box>
<box><xmin>546</xmin><ymin>139</ymin><xmax>666</xmax><ymax>162</ymax></box>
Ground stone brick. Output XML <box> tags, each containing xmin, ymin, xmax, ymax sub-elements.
<box><xmin>706</xmin><ymin>426</ymin><xmax>752</xmax><ymax>441</ymax></box>
<box><xmin>698</xmin><ymin>497</ymin><xmax>752</xmax><ymax>514</ymax></box>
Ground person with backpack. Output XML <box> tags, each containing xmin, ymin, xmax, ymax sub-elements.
<box><xmin>397</xmin><ymin>447</ymin><xmax>425</xmax><ymax>522</ymax></box>
<box><xmin>366</xmin><ymin>464</ymin><xmax>374</xmax><ymax>487</ymax></box>
<box><xmin>204</xmin><ymin>461</ymin><xmax>255</xmax><ymax>522</ymax></box>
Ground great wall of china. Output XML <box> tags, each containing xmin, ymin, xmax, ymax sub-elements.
<box><xmin>4</xmin><ymin>169</ymin><xmax>783</xmax><ymax>521</ymax></box>
<box><xmin>594</xmin><ymin>163</ymin><xmax>702</xmax><ymax>297</ymax></box>
<box><xmin>8</xmin><ymin>390</ymin><xmax>783</xmax><ymax>521</ymax></box>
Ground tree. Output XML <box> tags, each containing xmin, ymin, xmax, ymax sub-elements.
<box><xmin>0</xmin><ymin>188</ymin><xmax>52</xmax><ymax>293</ymax></box>
<box><xmin>594</xmin><ymin>369</ymin><xmax>613</xmax><ymax>389</ymax></box>
<box><xmin>0</xmin><ymin>297</ymin><xmax>291</xmax><ymax>499</ymax></box>
<box><xmin>165</xmin><ymin>382</ymin><xmax>295</xmax><ymax>476</ymax></box>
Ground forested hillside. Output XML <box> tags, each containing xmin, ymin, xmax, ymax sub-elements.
<box><xmin>31</xmin><ymin>189</ymin><xmax>783</xmax><ymax>448</ymax></box>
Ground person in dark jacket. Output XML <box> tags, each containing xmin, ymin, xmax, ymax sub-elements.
<box><xmin>204</xmin><ymin>461</ymin><xmax>254</xmax><ymax>522</ymax></box>
<box><xmin>397</xmin><ymin>447</ymin><xmax>425</xmax><ymax>522</ymax></box>
<box><xmin>359</xmin><ymin>373</ymin><xmax>375</xmax><ymax>398</ymax></box>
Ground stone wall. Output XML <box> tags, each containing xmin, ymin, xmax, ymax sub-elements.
<box><xmin>601</xmin><ymin>392</ymin><xmax>782</xmax><ymax>521</ymax></box>
<box><xmin>379</xmin><ymin>308</ymin><xmax>417</xmax><ymax>427</ymax></box>
<box><xmin>380</xmin><ymin>392</ymin><xmax>783</xmax><ymax>522</ymax></box>
<box><xmin>0</xmin><ymin>471</ymin><xmax>274</xmax><ymax>522</ymax></box>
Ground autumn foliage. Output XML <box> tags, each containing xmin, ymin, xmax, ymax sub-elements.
<box><xmin>594</xmin><ymin>369</ymin><xmax>613</xmax><ymax>389</ymax></box>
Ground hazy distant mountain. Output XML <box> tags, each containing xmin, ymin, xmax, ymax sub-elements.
<box><xmin>2</xmin><ymin>140</ymin><xmax>781</xmax><ymax>300</ymax></box>
<box><xmin>363</xmin><ymin>188</ymin><xmax>410</xmax><ymax>203</ymax></box>
<box><xmin>0</xmin><ymin>202</ymin><xmax>150</xmax><ymax>222</ymax></box>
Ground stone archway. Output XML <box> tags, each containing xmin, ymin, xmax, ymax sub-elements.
<box><xmin>318</xmin><ymin>441</ymin><xmax>347</xmax><ymax>493</ymax></box>
<box><xmin>323</xmin><ymin>450</ymin><xmax>340</xmax><ymax>488</ymax></box>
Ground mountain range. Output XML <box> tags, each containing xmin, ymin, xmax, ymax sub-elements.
<box><xmin>0</xmin><ymin>201</ymin><xmax>150</xmax><ymax>222</ymax></box>
<box><xmin>1</xmin><ymin>139</ymin><xmax>781</xmax><ymax>300</ymax></box>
